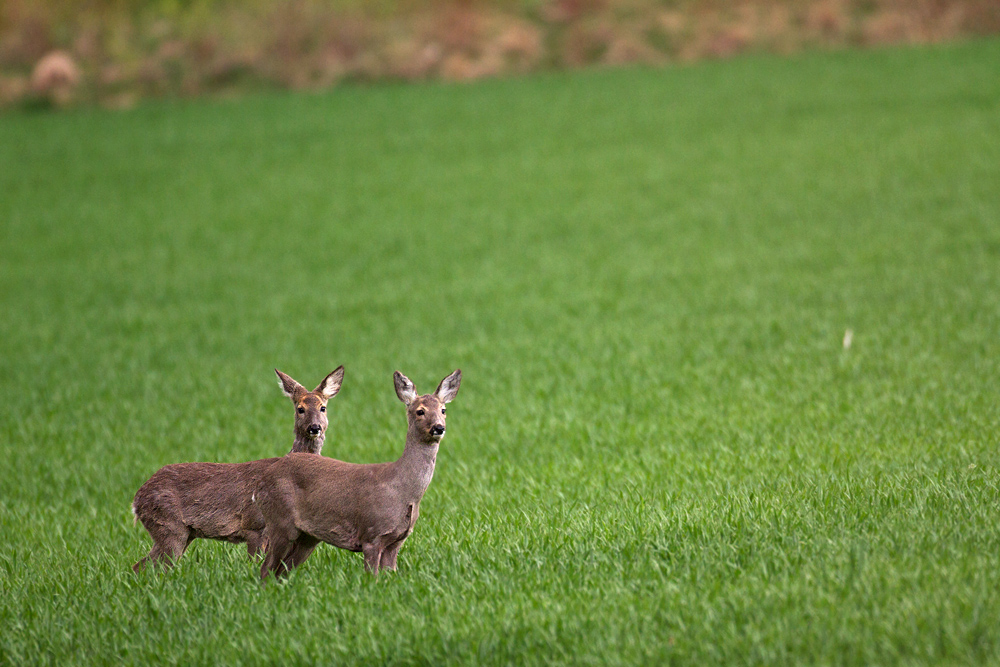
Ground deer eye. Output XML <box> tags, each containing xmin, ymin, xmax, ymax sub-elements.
<box><xmin>441</xmin><ymin>408</ymin><xmax>446</xmax><ymax>414</ymax></box>
<box><xmin>320</xmin><ymin>406</ymin><xmax>326</xmax><ymax>412</ymax></box>
<box><xmin>416</xmin><ymin>409</ymin><xmax>425</xmax><ymax>416</ymax></box>
<box><xmin>297</xmin><ymin>407</ymin><xmax>305</xmax><ymax>414</ymax></box>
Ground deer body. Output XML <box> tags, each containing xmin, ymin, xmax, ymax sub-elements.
<box><xmin>257</xmin><ymin>369</ymin><xmax>461</xmax><ymax>580</ymax></box>
<box><xmin>131</xmin><ymin>367</ymin><xmax>343</xmax><ymax>572</ymax></box>
<box><xmin>131</xmin><ymin>458</ymin><xmax>280</xmax><ymax>565</ymax></box>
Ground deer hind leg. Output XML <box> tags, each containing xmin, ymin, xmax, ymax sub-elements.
<box><xmin>133</xmin><ymin>519</ymin><xmax>191</xmax><ymax>572</ymax></box>
<box><xmin>261</xmin><ymin>538</ymin><xmax>293</xmax><ymax>580</ymax></box>
<box><xmin>282</xmin><ymin>536</ymin><xmax>319</xmax><ymax>572</ymax></box>
<box><xmin>260</xmin><ymin>526</ymin><xmax>299</xmax><ymax>581</ymax></box>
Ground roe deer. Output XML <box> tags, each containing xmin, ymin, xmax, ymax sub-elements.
<box><xmin>277</xmin><ymin>367</ymin><xmax>345</xmax><ymax>455</ymax></box>
<box><xmin>131</xmin><ymin>367</ymin><xmax>344</xmax><ymax>572</ymax></box>
<box><xmin>255</xmin><ymin>369</ymin><xmax>461</xmax><ymax>580</ymax></box>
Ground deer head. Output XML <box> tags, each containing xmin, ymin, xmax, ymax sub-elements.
<box><xmin>394</xmin><ymin>369</ymin><xmax>461</xmax><ymax>445</ymax></box>
<box><xmin>276</xmin><ymin>366</ymin><xmax>344</xmax><ymax>453</ymax></box>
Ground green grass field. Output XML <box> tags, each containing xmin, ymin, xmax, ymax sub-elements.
<box><xmin>2</xmin><ymin>38</ymin><xmax>1000</xmax><ymax>665</ymax></box>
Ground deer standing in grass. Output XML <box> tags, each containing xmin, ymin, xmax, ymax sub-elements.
<box><xmin>255</xmin><ymin>369</ymin><xmax>461</xmax><ymax>580</ymax></box>
<box><xmin>131</xmin><ymin>367</ymin><xmax>344</xmax><ymax>572</ymax></box>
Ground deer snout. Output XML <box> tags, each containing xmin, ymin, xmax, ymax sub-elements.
<box><xmin>430</xmin><ymin>424</ymin><xmax>445</xmax><ymax>437</ymax></box>
<box><xmin>307</xmin><ymin>424</ymin><xmax>323</xmax><ymax>437</ymax></box>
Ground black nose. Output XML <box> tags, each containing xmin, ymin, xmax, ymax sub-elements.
<box><xmin>307</xmin><ymin>425</ymin><xmax>322</xmax><ymax>436</ymax></box>
<box><xmin>430</xmin><ymin>425</ymin><xmax>445</xmax><ymax>437</ymax></box>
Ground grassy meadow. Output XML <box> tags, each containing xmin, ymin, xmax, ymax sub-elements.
<box><xmin>2</xmin><ymin>38</ymin><xmax>1000</xmax><ymax>665</ymax></box>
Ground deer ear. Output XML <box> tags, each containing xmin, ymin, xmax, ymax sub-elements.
<box><xmin>435</xmin><ymin>369</ymin><xmax>462</xmax><ymax>404</ymax></box>
<box><xmin>315</xmin><ymin>366</ymin><xmax>344</xmax><ymax>400</ymax></box>
<box><xmin>394</xmin><ymin>371</ymin><xmax>417</xmax><ymax>405</ymax></box>
<box><xmin>275</xmin><ymin>369</ymin><xmax>306</xmax><ymax>401</ymax></box>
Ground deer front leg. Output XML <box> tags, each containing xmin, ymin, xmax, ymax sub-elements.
<box><xmin>379</xmin><ymin>504</ymin><xmax>415</xmax><ymax>572</ymax></box>
<box><xmin>362</xmin><ymin>543</ymin><xmax>383</xmax><ymax>575</ymax></box>
<box><xmin>379</xmin><ymin>538</ymin><xmax>405</xmax><ymax>572</ymax></box>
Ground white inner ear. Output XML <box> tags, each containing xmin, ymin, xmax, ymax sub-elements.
<box><xmin>318</xmin><ymin>368</ymin><xmax>344</xmax><ymax>399</ymax></box>
<box><xmin>436</xmin><ymin>372</ymin><xmax>461</xmax><ymax>403</ymax></box>
<box><xmin>395</xmin><ymin>373</ymin><xmax>418</xmax><ymax>405</ymax></box>
<box><xmin>318</xmin><ymin>379</ymin><xmax>341</xmax><ymax>399</ymax></box>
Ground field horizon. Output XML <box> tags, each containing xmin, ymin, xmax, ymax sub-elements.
<box><xmin>2</xmin><ymin>38</ymin><xmax>999</xmax><ymax>665</ymax></box>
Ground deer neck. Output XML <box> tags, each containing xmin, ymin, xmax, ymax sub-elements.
<box><xmin>290</xmin><ymin>432</ymin><xmax>324</xmax><ymax>455</ymax></box>
<box><xmin>392</xmin><ymin>429</ymin><xmax>439</xmax><ymax>501</ymax></box>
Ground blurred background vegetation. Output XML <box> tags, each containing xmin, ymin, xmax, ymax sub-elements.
<box><xmin>3</xmin><ymin>0</ymin><xmax>1000</xmax><ymax>108</ymax></box>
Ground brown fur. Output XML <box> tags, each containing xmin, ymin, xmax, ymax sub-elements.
<box><xmin>256</xmin><ymin>369</ymin><xmax>461</xmax><ymax>580</ymax></box>
<box><xmin>131</xmin><ymin>367</ymin><xmax>344</xmax><ymax>572</ymax></box>
<box><xmin>131</xmin><ymin>459</ymin><xmax>280</xmax><ymax>570</ymax></box>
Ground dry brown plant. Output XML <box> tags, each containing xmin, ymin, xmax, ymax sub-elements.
<box><xmin>30</xmin><ymin>50</ymin><xmax>79</xmax><ymax>105</ymax></box>
<box><xmin>2</xmin><ymin>0</ymin><xmax>998</xmax><ymax>108</ymax></box>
